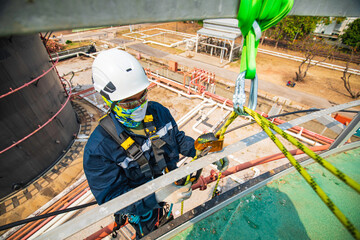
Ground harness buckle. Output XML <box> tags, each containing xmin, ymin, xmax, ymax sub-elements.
<box><xmin>128</xmin><ymin>144</ymin><xmax>143</xmax><ymax>161</ymax></box>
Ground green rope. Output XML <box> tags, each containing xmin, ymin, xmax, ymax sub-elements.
<box><xmin>237</xmin><ymin>0</ymin><xmax>294</xmax><ymax>79</ymax></box>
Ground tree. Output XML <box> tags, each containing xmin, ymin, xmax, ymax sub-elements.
<box><xmin>46</xmin><ymin>39</ymin><xmax>65</xmax><ymax>53</ymax></box>
<box><xmin>268</xmin><ymin>16</ymin><xmax>320</xmax><ymax>47</ymax></box>
<box><xmin>341</xmin><ymin>18</ymin><xmax>360</xmax><ymax>52</ymax></box>
<box><xmin>291</xmin><ymin>35</ymin><xmax>335</xmax><ymax>82</ymax></box>
<box><xmin>341</xmin><ymin>49</ymin><xmax>360</xmax><ymax>99</ymax></box>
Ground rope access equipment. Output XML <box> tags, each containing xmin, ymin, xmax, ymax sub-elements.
<box><xmin>180</xmin><ymin>1</ymin><xmax>360</xmax><ymax>238</ymax></box>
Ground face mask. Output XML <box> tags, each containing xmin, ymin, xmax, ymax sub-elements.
<box><xmin>116</xmin><ymin>101</ymin><xmax>148</xmax><ymax>128</ymax></box>
<box><xmin>102</xmin><ymin>96</ymin><xmax>148</xmax><ymax>128</ymax></box>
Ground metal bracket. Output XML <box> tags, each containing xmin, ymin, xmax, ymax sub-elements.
<box><xmin>233</xmin><ymin>71</ymin><xmax>258</xmax><ymax>116</ymax></box>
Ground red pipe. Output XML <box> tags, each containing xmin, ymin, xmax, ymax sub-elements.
<box><xmin>146</xmin><ymin>70</ymin><xmax>335</xmax><ymax>144</ymax></box>
<box><xmin>191</xmin><ymin>145</ymin><xmax>330</xmax><ymax>191</ymax></box>
<box><xmin>9</xmin><ymin>181</ymin><xmax>88</xmax><ymax>240</ymax></box>
<box><xmin>71</xmin><ymin>86</ymin><xmax>95</xmax><ymax>97</ymax></box>
<box><xmin>261</xmin><ymin>113</ymin><xmax>334</xmax><ymax>144</ymax></box>
<box><xmin>0</xmin><ymin>54</ymin><xmax>59</xmax><ymax>99</ymax></box>
<box><xmin>21</xmin><ymin>187</ymin><xmax>90</xmax><ymax>240</ymax></box>
<box><xmin>0</xmin><ymin>78</ymin><xmax>72</xmax><ymax>155</ymax></box>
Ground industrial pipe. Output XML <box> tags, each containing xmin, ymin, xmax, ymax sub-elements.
<box><xmin>192</xmin><ymin>105</ymin><xmax>218</xmax><ymax>134</ymax></box>
<box><xmin>21</xmin><ymin>187</ymin><xmax>90</xmax><ymax>240</ymax></box>
<box><xmin>28</xmin><ymin>189</ymin><xmax>92</xmax><ymax>239</ymax></box>
<box><xmin>7</xmin><ymin>181</ymin><xmax>88</xmax><ymax>240</ymax></box>
<box><xmin>191</xmin><ymin>144</ymin><xmax>330</xmax><ymax>191</ymax></box>
<box><xmin>147</xmin><ymin>73</ymin><xmax>334</xmax><ymax>145</ymax></box>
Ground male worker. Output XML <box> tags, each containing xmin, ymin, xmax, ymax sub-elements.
<box><xmin>83</xmin><ymin>49</ymin><xmax>197</xmax><ymax>238</ymax></box>
<box><xmin>84</xmin><ymin>49</ymin><xmax>228</xmax><ymax>238</ymax></box>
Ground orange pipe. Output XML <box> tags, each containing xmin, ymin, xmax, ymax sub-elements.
<box><xmin>11</xmin><ymin>182</ymin><xmax>88</xmax><ymax>239</ymax></box>
<box><xmin>84</xmin><ymin>218</ymin><xmax>132</xmax><ymax>240</ymax></box>
<box><xmin>254</xmin><ymin>144</ymin><xmax>330</xmax><ymax>165</ymax></box>
<box><xmin>9</xmin><ymin>181</ymin><xmax>88</xmax><ymax>240</ymax></box>
<box><xmin>84</xmin><ymin>222</ymin><xmax>117</xmax><ymax>240</ymax></box>
<box><xmin>21</xmin><ymin>187</ymin><xmax>90</xmax><ymax>240</ymax></box>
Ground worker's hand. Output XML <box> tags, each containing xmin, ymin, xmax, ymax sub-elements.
<box><xmin>213</xmin><ymin>156</ymin><xmax>229</xmax><ymax>172</ymax></box>
<box><xmin>155</xmin><ymin>183</ymin><xmax>192</xmax><ymax>204</ymax></box>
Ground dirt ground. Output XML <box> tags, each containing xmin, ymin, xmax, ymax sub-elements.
<box><xmin>229</xmin><ymin>48</ymin><xmax>360</xmax><ymax>105</ymax></box>
<box><xmin>61</xmin><ymin>21</ymin><xmax>360</xmax><ymax>107</ymax></box>
<box><xmin>137</xmin><ymin>22</ymin><xmax>360</xmax><ymax>106</ymax></box>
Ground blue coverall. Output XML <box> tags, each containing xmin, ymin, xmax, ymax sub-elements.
<box><xmin>83</xmin><ymin>101</ymin><xmax>196</xmax><ymax>235</ymax></box>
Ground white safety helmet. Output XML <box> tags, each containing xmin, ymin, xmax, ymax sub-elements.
<box><xmin>92</xmin><ymin>49</ymin><xmax>150</xmax><ymax>101</ymax></box>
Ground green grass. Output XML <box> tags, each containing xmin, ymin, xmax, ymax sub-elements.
<box><xmin>63</xmin><ymin>41</ymin><xmax>92</xmax><ymax>50</ymax></box>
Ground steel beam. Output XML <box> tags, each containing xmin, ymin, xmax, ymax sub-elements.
<box><xmin>289</xmin><ymin>0</ymin><xmax>360</xmax><ymax>18</ymax></box>
<box><xmin>37</xmin><ymin>100</ymin><xmax>360</xmax><ymax>240</ymax></box>
<box><xmin>158</xmin><ymin>141</ymin><xmax>360</xmax><ymax>240</ymax></box>
<box><xmin>1</xmin><ymin>0</ymin><xmax>360</xmax><ymax>37</ymax></box>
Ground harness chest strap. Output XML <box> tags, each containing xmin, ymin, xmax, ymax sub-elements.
<box><xmin>143</xmin><ymin>115</ymin><xmax>167</xmax><ymax>174</ymax></box>
<box><xmin>99</xmin><ymin>115</ymin><xmax>167</xmax><ymax>178</ymax></box>
<box><xmin>99</xmin><ymin>115</ymin><xmax>152</xmax><ymax>178</ymax></box>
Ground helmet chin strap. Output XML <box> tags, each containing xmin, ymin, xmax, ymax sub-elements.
<box><xmin>110</xmin><ymin>100</ymin><xmax>118</xmax><ymax>112</ymax></box>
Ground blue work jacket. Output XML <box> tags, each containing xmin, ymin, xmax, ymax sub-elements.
<box><xmin>83</xmin><ymin>101</ymin><xmax>196</xmax><ymax>216</ymax></box>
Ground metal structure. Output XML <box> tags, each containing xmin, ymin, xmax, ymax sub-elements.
<box><xmin>0</xmin><ymin>0</ymin><xmax>360</xmax><ymax>37</ymax></box>
<box><xmin>0</xmin><ymin>0</ymin><xmax>359</xmax><ymax>238</ymax></box>
<box><xmin>258</xmin><ymin>48</ymin><xmax>360</xmax><ymax>75</ymax></box>
<box><xmin>329</xmin><ymin>113</ymin><xmax>360</xmax><ymax>150</ymax></box>
<box><xmin>196</xmin><ymin>19</ymin><xmax>242</xmax><ymax>62</ymax></box>
<box><xmin>0</xmin><ymin>35</ymin><xmax>79</xmax><ymax>199</ymax></box>
<box><xmin>37</xmin><ymin>98</ymin><xmax>360</xmax><ymax>240</ymax></box>
<box><xmin>152</xmin><ymin>143</ymin><xmax>360</xmax><ymax>239</ymax></box>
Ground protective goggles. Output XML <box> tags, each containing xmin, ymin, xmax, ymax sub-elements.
<box><xmin>118</xmin><ymin>89</ymin><xmax>148</xmax><ymax>109</ymax></box>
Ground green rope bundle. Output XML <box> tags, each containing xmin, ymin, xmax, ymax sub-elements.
<box><xmin>237</xmin><ymin>0</ymin><xmax>294</xmax><ymax>79</ymax></box>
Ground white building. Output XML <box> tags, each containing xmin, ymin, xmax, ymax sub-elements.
<box><xmin>314</xmin><ymin>17</ymin><xmax>358</xmax><ymax>38</ymax></box>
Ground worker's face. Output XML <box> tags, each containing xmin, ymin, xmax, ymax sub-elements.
<box><xmin>118</xmin><ymin>89</ymin><xmax>148</xmax><ymax>109</ymax></box>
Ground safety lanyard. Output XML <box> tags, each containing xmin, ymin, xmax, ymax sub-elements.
<box><xmin>234</xmin><ymin>0</ymin><xmax>293</xmax><ymax>115</ymax></box>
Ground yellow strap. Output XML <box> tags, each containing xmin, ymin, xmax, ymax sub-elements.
<box><xmin>98</xmin><ymin>114</ymin><xmax>109</xmax><ymax>122</ymax></box>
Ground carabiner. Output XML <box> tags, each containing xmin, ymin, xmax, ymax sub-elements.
<box><xmin>233</xmin><ymin>71</ymin><xmax>258</xmax><ymax>115</ymax></box>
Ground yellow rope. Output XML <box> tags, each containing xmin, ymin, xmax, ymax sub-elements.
<box><xmin>215</xmin><ymin>111</ymin><xmax>239</xmax><ymax>139</ymax></box>
<box><xmin>212</xmin><ymin>172</ymin><xmax>222</xmax><ymax>198</ymax></box>
<box><xmin>247</xmin><ymin>107</ymin><xmax>360</xmax><ymax>194</ymax></box>
<box><xmin>244</xmin><ymin>106</ymin><xmax>360</xmax><ymax>239</ymax></box>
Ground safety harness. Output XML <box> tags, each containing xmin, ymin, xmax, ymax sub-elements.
<box><xmin>99</xmin><ymin>114</ymin><xmax>167</xmax><ymax>179</ymax></box>
<box><xmin>100</xmin><ymin>113</ymin><xmax>172</xmax><ymax>237</ymax></box>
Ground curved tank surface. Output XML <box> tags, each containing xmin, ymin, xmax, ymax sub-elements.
<box><xmin>0</xmin><ymin>34</ymin><xmax>79</xmax><ymax>199</ymax></box>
